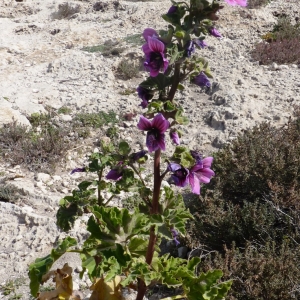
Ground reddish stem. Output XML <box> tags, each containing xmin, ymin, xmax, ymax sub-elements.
<box><xmin>136</xmin><ymin>150</ymin><xmax>161</xmax><ymax>300</ymax></box>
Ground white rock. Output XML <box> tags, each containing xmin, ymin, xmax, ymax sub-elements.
<box><xmin>36</xmin><ymin>172</ymin><xmax>51</xmax><ymax>183</ymax></box>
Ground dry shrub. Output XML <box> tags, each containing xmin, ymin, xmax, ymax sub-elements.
<box><xmin>252</xmin><ymin>37</ymin><xmax>300</xmax><ymax>65</ymax></box>
<box><xmin>247</xmin><ymin>0</ymin><xmax>269</xmax><ymax>9</ymax></box>
<box><xmin>0</xmin><ymin>121</ymin><xmax>71</xmax><ymax>173</ymax></box>
<box><xmin>52</xmin><ymin>2</ymin><xmax>81</xmax><ymax>20</ymax></box>
<box><xmin>252</xmin><ymin>17</ymin><xmax>300</xmax><ymax>65</ymax></box>
<box><xmin>186</xmin><ymin>110</ymin><xmax>300</xmax><ymax>299</ymax></box>
<box><xmin>200</xmin><ymin>241</ymin><xmax>300</xmax><ymax>300</ymax></box>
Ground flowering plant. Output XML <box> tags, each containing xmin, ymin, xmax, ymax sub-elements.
<box><xmin>28</xmin><ymin>0</ymin><xmax>246</xmax><ymax>299</ymax></box>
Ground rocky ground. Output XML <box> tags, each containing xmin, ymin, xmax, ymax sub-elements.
<box><xmin>0</xmin><ymin>0</ymin><xmax>299</xmax><ymax>299</ymax></box>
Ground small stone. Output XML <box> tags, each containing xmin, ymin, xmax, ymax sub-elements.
<box><xmin>52</xmin><ymin>175</ymin><xmax>62</xmax><ymax>181</ymax></box>
<box><xmin>32</xmin><ymin>89</ymin><xmax>39</xmax><ymax>93</ymax></box>
<box><xmin>62</xmin><ymin>181</ymin><xmax>69</xmax><ymax>187</ymax></box>
<box><xmin>178</xmin><ymin>246</ymin><xmax>188</xmax><ymax>258</ymax></box>
<box><xmin>60</xmin><ymin>114</ymin><xmax>72</xmax><ymax>122</ymax></box>
<box><xmin>75</xmin><ymin>266</ymin><xmax>83</xmax><ymax>273</ymax></box>
<box><xmin>36</xmin><ymin>172</ymin><xmax>51</xmax><ymax>183</ymax></box>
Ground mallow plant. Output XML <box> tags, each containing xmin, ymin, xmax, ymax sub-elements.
<box><xmin>28</xmin><ymin>0</ymin><xmax>247</xmax><ymax>299</ymax></box>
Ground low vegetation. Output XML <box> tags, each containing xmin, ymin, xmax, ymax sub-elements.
<box><xmin>186</xmin><ymin>107</ymin><xmax>300</xmax><ymax>299</ymax></box>
<box><xmin>0</xmin><ymin>110</ymin><xmax>118</xmax><ymax>173</ymax></box>
<box><xmin>252</xmin><ymin>17</ymin><xmax>300</xmax><ymax>65</ymax></box>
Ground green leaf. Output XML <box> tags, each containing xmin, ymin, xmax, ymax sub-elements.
<box><xmin>85</xmin><ymin>207</ymin><xmax>149</xmax><ymax>253</ymax></box>
<box><xmin>175</xmin><ymin>110</ymin><xmax>189</xmax><ymax>125</ymax></box>
<box><xmin>28</xmin><ymin>237</ymin><xmax>77</xmax><ymax>297</ymax></box>
<box><xmin>119</xmin><ymin>141</ymin><xmax>131</xmax><ymax>156</ymax></box>
<box><xmin>78</xmin><ymin>181</ymin><xmax>93</xmax><ymax>191</ymax></box>
<box><xmin>171</xmin><ymin>146</ymin><xmax>195</xmax><ymax>168</ymax></box>
<box><xmin>164</xmin><ymin>101</ymin><xmax>176</xmax><ymax>112</ymax></box>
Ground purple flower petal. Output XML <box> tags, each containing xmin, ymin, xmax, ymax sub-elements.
<box><xmin>148</xmin><ymin>36</ymin><xmax>165</xmax><ymax>53</ymax></box>
<box><xmin>156</xmin><ymin>133</ymin><xmax>166</xmax><ymax>151</ymax></box>
<box><xmin>193</xmin><ymin>72</ymin><xmax>211</xmax><ymax>88</ymax></box>
<box><xmin>152</xmin><ymin>113</ymin><xmax>169</xmax><ymax>133</ymax></box>
<box><xmin>70</xmin><ymin>167</ymin><xmax>86</xmax><ymax>175</ymax></box>
<box><xmin>225</xmin><ymin>0</ymin><xmax>247</xmax><ymax>6</ymax></box>
<box><xmin>174</xmin><ymin>237</ymin><xmax>180</xmax><ymax>246</ymax></box>
<box><xmin>202</xmin><ymin>157</ymin><xmax>214</xmax><ymax>168</ymax></box>
<box><xmin>167</xmin><ymin>5</ymin><xmax>177</xmax><ymax>14</ymax></box>
<box><xmin>169</xmin><ymin>163</ymin><xmax>189</xmax><ymax>187</ymax></box>
<box><xmin>170</xmin><ymin>130</ymin><xmax>180</xmax><ymax>145</ymax></box>
<box><xmin>131</xmin><ymin>150</ymin><xmax>147</xmax><ymax>162</ymax></box>
<box><xmin>137</xmin><ymin>115</ymin><xmax>152</xmax><ymax>131</ymax></box>
<box><xmin>197</xmin><ymin>168</ymin><xmax>215</xmax><ymax>183</ymax></box>
<box><xmin>210</xmin><ymin>28</ymin><xmax>222</xmax><ymax>38</ymax></box>
<box><xmin>188</xmin><ymin>173</ymin><xmax>201</xmax><ymax>195</ymax></box>
<box><xmin>143</xmin><ymin>28</ymin><xmax>158</xmax><ymax>41</ymax></box>
<box><xmin>142</xmin><ymin>43</ymin><xmax>151</xmax><ymax>56</ymax></box>
<box><xmin>140</xmin><ymin>99</ymin><xmax>148</xmax><ymax>108</ymax></box>
<box><xmin>168</xmin><ymin>163</ymin><xmax>182</xmax><ymax>172</ymax></box>
<box><xmin>106</xmin><ymin>169</ymin><xmax>122</xmax><ymax>181</ymax></box>
<box><xmin>194</xmin><ymin>39</ymin><xmax>208</xmax><ymax>48</ymax></box>
<box><xmin>146</xmin><ymin>131</ymin><xmax>160</xmax><ymax>152</ymax></box>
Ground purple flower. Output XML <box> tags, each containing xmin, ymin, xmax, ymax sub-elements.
<box><xmin>185</xmin><ymin>39</ymin><xmax>208</xmax><ymax>57</ymax></box>
<box><xmin>209</xmin><ymin>27</ymin><xmax>222</xmax><ymax>38</ymax></box>
<box><xmin>168</xmin><ymin>157</ymin><xmax>215</xmax><ymax>195</ymax></box>
<box><xmin>143</xmin><ymin>28</ymin><xmax>159</xmax><ymax>41</ymax></box>
<box><xmin>171</xmin><ymin>228</ymin><xmax>180</xmax><ymax>246</ymax></box>
<box><xmin>170</xmin><ymin>130</ymin><xmax>180</xmax><ymax>145</ymax></box>
<box><xmin>190</xmin><ymin>150</ymin><xmax>203</xmax><ymax>164</ymax></box>
<box><xmin>137</xmin><ymin>86</ymin><xmax>154</xmax><ymax>108</ymax></box>
<box><xmin>131</xmin><ymin>150</ymin><xmax>148</xmax><ymax>162</ymax></box>
<box><xmin>185</xmin><ymin>40</ymin><xmax>195</xmax><ymax>57</ymax></box>
<box><xmin>194</xmin><ymin>39</ymin><xmax>208</xmax><ymax>48</ymax></box>
<box><xmin>142</xmin><ymin>34</ymin><xmax>169</xmax><ymax>77</ymax></box>
<box><xmin>188</xmin><ymin>157</ymin><xmax>215</xmax><ymax>195</ymax></box>
<box><xmin>225</xmin><ymin>0</ymin><xmax>247</xmax><ymax>6</ymax></box>
<box><xmin>168</xmin><ymin>163</ymin><xmax>189</xmax><ymax>187</ymax></box>
<box><xmin>106</xmin><ymin>162</ymin><xmax>124</xmax><ymax>181</ymax></box>
<box><xmin>137</xmin><ymin>114</ymin><xmax>170</xmax><ymax>153</ymax></box>
<box><xmin>106</xmin><ymin>169</ymin><xmax>123</xmax><ymax>181</ymax></box>
<box><xmin>70</xmin><ymin>167</ymin><xmax>86</xmax><ymax>175</ymax></box>
<box><xmin>193</xmin><ymin>72</ymin><xmax>211</xmax><ymax>88</ymax></box>
<box><xmin>167</xmin><ymin>5</ymin><xmax>177</xmax><ymax>15</ymax></box>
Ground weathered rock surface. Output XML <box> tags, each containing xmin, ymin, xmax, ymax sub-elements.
<box><xmin>0</xmin><ymin>0</ymin><xmax>299</xmax><ymax>298</ymax></box>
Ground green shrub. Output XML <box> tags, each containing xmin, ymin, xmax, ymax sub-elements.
<box><xmin>187</xmin><ymin>111</ymin><xmax>300</xmax><ymax>299</ymax></box>
<box><xmin>73</xmin><ymin>110</ymin><xmax>118</xmax><ymax>128</ymax></box>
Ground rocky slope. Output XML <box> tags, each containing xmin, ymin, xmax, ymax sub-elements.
<box><xmin>0</xmin><ymin>0</ymin><xmax>299</xmax><ymax>299</ymax></box>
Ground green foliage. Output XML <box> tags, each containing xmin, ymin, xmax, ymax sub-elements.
<box><xmin>58</xmin><ymin>106</ymin><xmax>72</xmax><ymax>114</ymax></box>
<box><xmin>0</xmin><ymin>277</ymin><xmax>25</xmax><ymax>299</ymax></box>
<box><xmin>82</xmin><ymin>40</ymin><xmax>125</xmax><ymax>56</ymax></box>
<box><xmin>28</xmin><ymin>237</ymin><xmax>77</xmax><ymax>297</ymax></box>
<box><xmin>27</xmin><ymin>1</ymin><xmax>234</xmax><ymax>299</ymax></box>
<box><xmin>74</xmin><ymin>110</ymin><xmax>118</xmax><ymax>128</ymax></box>
<box><xmin>252</xmin><ymin>17</ymin><xmax>300</xmax><ymax>64</ymax></box>
<box><xmin>123</xmin><ymin>33</ymin><xmax>143</xmax><ymax>46</ymax></box>
<box><xmin>187</xmin><ymin>114</ymin><xmax>300</xmax><ymax>299</ymax></box>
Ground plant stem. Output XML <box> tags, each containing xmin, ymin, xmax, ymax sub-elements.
<box><xmin>130</xmin><ymin>163</ymin><xmax>146</xmax><ymax>187</ymax></box>
<box><xmin>136</xmin><ymin>149</ymin><xmax>161</xmax><ymax>300</ymax></box>
<box><xmin>97</xmin><ymin>169</ymin><xmax>103</xmax><ymax>206</ymax></box>
<box><xmin>168</xmin><ymin>62</ymin><xmax>182</xmax><ymax>101</ymax></box>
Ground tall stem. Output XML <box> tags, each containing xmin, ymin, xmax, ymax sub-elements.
<box><xmin>136</xmin><ymin>149</ymin><xmax>161</xmax><ymax>300</ymax></box>
<box><xmin>97</xmin><ymin>169</ymin><xmax>103</xmax><ymax>206</ymax></box>
<box><xmin>168</xmin><ymin>62</ymin><xmax>181</xmax><ymax>101</ymax></box>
